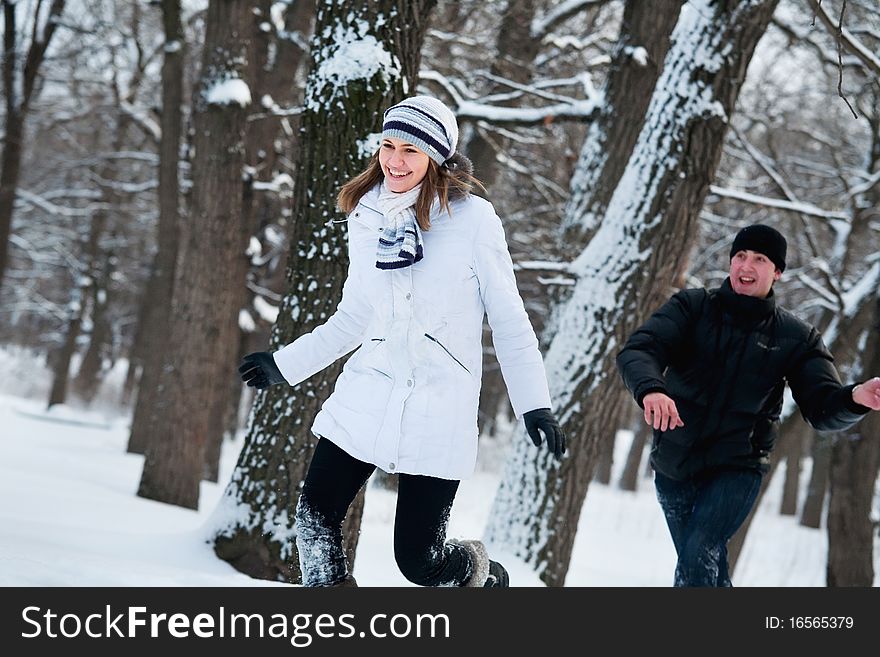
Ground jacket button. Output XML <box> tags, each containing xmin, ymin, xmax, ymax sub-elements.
<box><xmin>354</xmin><ymin>212</ymin><xmax>359</xmax><ymax>217</ymax></box>
<box><xmin>406</xmin><ymin>379</ymin><xmax>413</xmax><ymax>387</ymax></box>
<box><xmin>405</xmin><ymin>292</ymin><xmax>411</xmax><ymax>300</ymax></box>
<box><xmin>389</xmin><ymin>462</ymin><xmax>396</xmax><ymax>471</ymax></box>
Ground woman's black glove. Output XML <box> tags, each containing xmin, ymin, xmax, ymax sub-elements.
<box><xmin>238</xmin><ymin>351</ymin><xmax>286</xmax><ymax>389</ymax></box>
<box><xmin>524</xmin><ymin>408</ymin><xmax>566</xmax><ymax>460</ymax></box>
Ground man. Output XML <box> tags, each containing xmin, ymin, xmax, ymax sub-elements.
<box><xmin>616</xmin><ymin>224</ymin><xmax>880</xmax><ymax>586</ymax></box>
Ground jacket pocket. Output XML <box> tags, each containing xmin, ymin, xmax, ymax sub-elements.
<box><xmin>749</xmin><ymin>416</ymin><xmax>777</xmax><ymax>454</ymax></box>
<box><xmin>353</xmin><ymin>337</ymin><xmax>391</xmax><ymax>378</ymax></box>
<box><xmin>424</xmin><ymin>333</ymin><xmax>470</xmax><ymax>374</ymax></box>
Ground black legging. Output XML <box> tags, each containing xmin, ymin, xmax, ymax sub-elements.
<box><xmin>295</xmin><ymin>438</ymin><xmax>473</xmax><ymax>586</ymax></box>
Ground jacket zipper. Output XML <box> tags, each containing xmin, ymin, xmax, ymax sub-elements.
<box><xmin>424</xmin><ymin>334</ymin><xmax>470</xmax><ymax>374</ymax></box>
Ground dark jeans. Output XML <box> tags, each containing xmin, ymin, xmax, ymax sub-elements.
<box><xmin>654</xmin><ymin>469</ymin><xmax>761</xmax><ymax>587</ymax></box>
<box><xmin>295</xmin><ymin>438</ymin><xmax>472</xmax><ymax>586</ymax></box>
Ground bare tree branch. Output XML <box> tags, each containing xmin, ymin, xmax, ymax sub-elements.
<box><xmin>807</xmin><ymin>0</ymin><xmax>880</xmax><ymax>76</ymax></box>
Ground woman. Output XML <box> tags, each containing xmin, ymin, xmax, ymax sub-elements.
<box><xmin>239</xmin><ymin>96</ymin><xmax>565</xmax><ymax>587</ymax></box>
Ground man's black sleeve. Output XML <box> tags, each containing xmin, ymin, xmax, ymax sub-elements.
<box><xmin>616</xmin><ymin>289</ymin><xmax>701</xmax><ymax>408</ymax></box>
<box><xmin>787</xmin><ymin>327</ymin><xmax>871</xmax><ymax>431</ymax></box>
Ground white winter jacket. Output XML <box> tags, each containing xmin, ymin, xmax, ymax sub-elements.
<box><xmin>273</xmin><ymin>184</ymin><xmax>552</xmax><ymax>479</ymax></box>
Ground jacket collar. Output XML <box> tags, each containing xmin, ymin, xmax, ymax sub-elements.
<box><xmin>716</xmin><ymin>277</ymin><xmax>776</xmax><ymax>324</ymax></box>
<box><xmin>357</xmin><ymin>183</ymin><xmax>456</xmax><ymax>223</ymax></box>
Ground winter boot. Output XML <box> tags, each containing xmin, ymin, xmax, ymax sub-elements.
<box><xmin>485</xmin><ymin>559</ymin><xmax>509</xmax><ymax>587</ymax></box>
<box><xmin>453</xmin><ymin>540</ymin><xmax>509</xmax><ymax>587</ymax></box>
<box><xmin>328</xmin><ymin>573</ymin><xmax>358</xmax><ymax>587</ymax></box>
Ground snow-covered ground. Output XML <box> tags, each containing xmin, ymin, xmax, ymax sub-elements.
<box><xmin>0</xmin><ymin>348</ymin><xmax>876</xmax><ymax>587</ymax></box>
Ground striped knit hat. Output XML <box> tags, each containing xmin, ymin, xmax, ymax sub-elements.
<box><xmin>382</xmin><ymin>96</ymin><xmax>458</xmax><ymax>166</ymax></box>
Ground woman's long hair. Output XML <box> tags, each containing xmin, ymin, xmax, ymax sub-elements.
<box><xmin>337</xmin><ymin>151</ymin><xmax>484</xmax><ymax>231</ymax></box>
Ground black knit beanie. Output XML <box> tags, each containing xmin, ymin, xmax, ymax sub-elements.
<box><xmin>729</xmin><ymin>224</ymin><xmax>787</xmax><ymax>272</ymax></box>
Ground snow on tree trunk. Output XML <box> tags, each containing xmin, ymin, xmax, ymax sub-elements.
<box><xmin>559</xmin><ymin>0</ymin><xmax>684</xmax><ymax>254</ymax></box>
<box><xmin>485</xmin><ymin>0</ymin><xmax>779</xmax><ymax>587</ymax></box>
<box><xmin>208</xmin><ymin>0</ymin><xmax>437</xmax><ymax>583</ymax></box>
<box><xmin>558</xmin><ymin>0</ymin><xmax>683</xmax><ymax>486</ymax></box>
<box><xmin>136</xmin><ymin>0</ymin><xmax>253</xmax><ymax>510</ymax></box>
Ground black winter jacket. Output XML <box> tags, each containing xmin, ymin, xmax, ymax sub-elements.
<box><xmin>616</xmin><ymin>278</ymin><xmax>869</xmax><ymax>481</ymax></box>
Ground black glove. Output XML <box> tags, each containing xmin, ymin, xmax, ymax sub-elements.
<box><xmin>238</xmin><ymin>351</ymin><xmax>286</xmax><ymax>389</ymax></box>
<box><xmin>524</xmin><ymin>408</ymin><xmax>566</xmax><ymax>460</ymax></box>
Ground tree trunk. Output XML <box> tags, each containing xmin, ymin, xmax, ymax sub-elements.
<box><xmin>47</xmin><ymin>291</ymin><xmax>86</xmax><ymax>409</ymax></box>
<box><xmin>126</xmin><ymin>0</ymin><xmax>185</xmax><ymax>454</ymax></box>
<box><xmin>800</xmin><ymin>434</ymin><xmax>831</xmax><ymax>529</ymax></box>
<box><xmin>594</xmin><ymin>431</ymin><xmax>614</xmax><ymax>484</ymax></box>
<box><xmin>203</xmin><ymin>0</ymin><xmax>315</xmax><ymax>484</ymax></box>
<box><xmin>619</xmin><ymin>419</ymin><xmax>650</xmax><ymax>492</ymax></box>
<box><xmin>825</xmin><ymin>289</ymin><xmax>880</xmax><ymax>584</ymax></box>
<box><xmin>827</xmin><ymin>421</ymin><xmax>880</xmax><ymax>586</ymax></box>
<box><xmin>779</xmin><ymin>428</ymin><xmax>805</xmax><ymax>515</ymax></box>
<box><xmin>120</xmin><ymin>361</ymin><xmax>141</xmax><ymax>407</ymax></box>
<box><xmin>51</xmin><ymin>147</ymin><xmax>111</xmax><ymax>408</ymax></box>
<box><xmin>0</xmin><ymin>110</ymin><xmax>23</xmax><ymax>291</ymax></box>
<box><xmin>462</xmin><ymin>0</ymin><xmax>542</xmax><ymax>444</ymax></box>
<box><xmin>210</xmin><ymin>0</ymin><xmax>437</xmax><ymax>582</ymax></box>
<box><xmin>0</xmin><ymin>0</ymin><xmax>66</xmax><ymax>288</ymax></box>
<box><xmin>137</xmin><ymin>0</ymin><xmax>252</xmax><ymax>509</ymax></box>
<box><xmin>465</xmin><ymin>0</ymin><xmax>541</xmax><ymax>190</ymax></box>
<box><xmin>485</xmin><ymin>0</ymin><xmax>780</xmax><ymax>587</ymax></box>
<box><xmin>72</xmin><ymin>253</ymin><xmax>113</xmax><ymax>403</ymax></box>
<box><xmin>826</xmin><ymin>94</ymin><xmax>880</xmax><ymax>587</ymax></box>
<box><xmin>73</xmin><ymin>116</ymin><xmax>127</xmax><ymax>404</ymax></box>
<box><xmin>558</xmin><ymin>0</ymin><xmax>685</xmax><ymax>254</ymax></box>
<box><xmin>732</xmin><ymin>105</ymin><xmax>880</xmax><ymax>570</ymax></box>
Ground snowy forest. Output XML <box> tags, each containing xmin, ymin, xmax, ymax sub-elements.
<box><xmin>1</xmin><ymin>0</ymin><xmax>879</xmax><ymax>588</ymax></box>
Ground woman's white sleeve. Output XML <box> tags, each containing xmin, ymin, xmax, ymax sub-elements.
<box><xmin>271</xmin><ymin>258</ymin><xmax>372</xmax><ymax>387</ymax></box>
<box><xmin>473</xmin><ymin>211</ymin><xmax>552</xmax><ymax>418</ymax></box>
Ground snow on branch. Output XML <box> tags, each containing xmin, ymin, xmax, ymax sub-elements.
<box><xmin>846</xmin><ymin>168</ymin><xmax>880</xmax><ymax>200</ymax></box>
<box><xmin>531</xmin><ymin>0</ymin><xmax>613</xmax><ymax>40</ymax></box>
<box><xmin>420</xmin><ymin>70</ymin><xmax>599</xmax><ymax>126</ymax></box>
<box><xmin>841</xmin><ymin>261</ymin><xmax>880</xmax><ymax>317</ymax></box>
<box><xmin>796</xmin><ymin>271</ymin><xmax>841</xmax><ymax>308</ymax></box>
<box><xmin>515</xmin><ymin>260</ymin><xmax>574</xmax><ymax>272</ymax></box>
<box><xmin>707</xmin><ymin>185</ymin><xmax>850</xmax><ymax>220</ymax></box>
<box><xmin>120</xmin><ymin>100</ymin><xmax>161</xmax><ymax>143</ymax></box>
<box><xmin>85</xmin><ymin>172</ymin><xmax>157</xmax><ymax>195</ymax></box>
<box><xmin>15</xmin><ymin>189</ymin><xmax>110</xmax><ymax>217</ymax></box>
<box><xmin>205</xmin><ymin>78</ymin><xmax>252</xmax><ymax>107</ymax></box>
<box><xmin>514</xmin><ymin>260</ymin><xmax>577</xmax><ymax>286</ymax></box>
<box><xmin>458</xmin><ymin>97</ymin><xmax>599</xmax><ymax>125</ymax></box>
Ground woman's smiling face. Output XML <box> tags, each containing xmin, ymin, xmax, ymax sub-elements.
<box><xmin>378</xmin><ymin>137</ymin><xmax>431</xmax><ymax>193</ymax></box>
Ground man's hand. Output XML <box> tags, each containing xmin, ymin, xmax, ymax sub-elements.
<box><xmin>523</xmin><ymin>408</ymin><xmax>566</xmax><ymax>460</ymax></box>
<box><xmin>642</xmin><ymin>392</ymin><xmax>684</xmax><ymax>431</ymax></box>
<box><xmin>852</xmin><ymin>377</ymin><xmax>880</xmax><ymax>411</ymax></box>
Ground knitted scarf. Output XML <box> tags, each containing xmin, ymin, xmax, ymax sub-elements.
<box><xmin>376</xmin><ymin>182</ymin><xmax>424</xmax><ymax>270</ymax></box>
